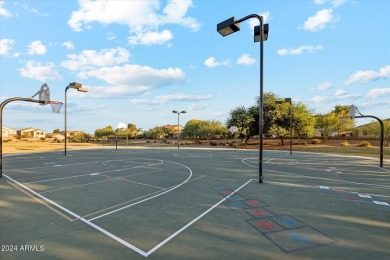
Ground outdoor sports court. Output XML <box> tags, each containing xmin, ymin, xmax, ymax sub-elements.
<box><xmin>1</xmin><ymin>148</ymin><xmax>389</xmax><ymax>259</ymax></box>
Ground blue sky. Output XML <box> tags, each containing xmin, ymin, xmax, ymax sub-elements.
<box><xmin>1</xmin><ymin>0</ymin><xmax>389</xmax><ymax>134</ymax></box>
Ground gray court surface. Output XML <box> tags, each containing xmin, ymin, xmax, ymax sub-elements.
<box><xmin>1</xmin><ymin>148</ymin><xmax>389</xmax><ymax>259</ymax></box>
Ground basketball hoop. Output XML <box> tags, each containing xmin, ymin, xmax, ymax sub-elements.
<box><xmin>49</xmin><ymin>101</ymin><xmax>63</xmax><ymax>113</ymax></box>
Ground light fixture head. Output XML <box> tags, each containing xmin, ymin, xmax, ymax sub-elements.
<box><xmin>217</xmin><ymin>17</ymin><xmax>240</xmax><ymax>37</ymax></box>
<box><xmin>172</xmin><ymin>110</ymin><xmax>178</xmax><ymax>114</ymax></box>
<box><xmin>68</xmin><ymin>82</ymin><xmax>82</xmax><ymax>89</ymax></box>
<box><xmin>181</xmin><ymin>110</ymin><xmax>187</xmax><ymax>114</ymax></box>
<box><xmin>77</xmin><ymin>87</ymin><xmax>88</xmax><ymax>93</ymax></box>
<box><xmin>254</xmin><ymin>23</ymin><xmax>269</xmax><ymax>42</ymax></box>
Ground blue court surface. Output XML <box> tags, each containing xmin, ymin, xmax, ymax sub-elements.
<box><xmin>1</xmin><ymin>148</ymin><xmax>389</xmax><ymax>259</ymax></box>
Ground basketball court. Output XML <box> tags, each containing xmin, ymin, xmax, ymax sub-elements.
<box><xmin>1</xmin><ymin>148</ymin><xmax>389</xmax><ymax>259</ymax></box>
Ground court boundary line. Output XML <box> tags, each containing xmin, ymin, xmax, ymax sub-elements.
<box><xmin>242</xmin><ymin>158</ymin><xmax>390</xmax><ymax>193</ymax></box>
<box><xmin>4</xmin><ymin>172</ymin><xmax>253</xmax><ymax>257</ymax></box>
<box><xmin>87</xmin><ymin>159</ymin><xmax>193</xmax><ymax>221</ymax></box>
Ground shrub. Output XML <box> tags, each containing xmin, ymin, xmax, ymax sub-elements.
<box><xmin>146</xmin><ymin>140</ymin><xmax>151</xmax><ymax>143</ymax></box>
<box><xmin>311</xmin><ymin>139</ymin><xmax>321</xmax><ymax>144</ymax></box>
<box><xmin>357</xmin><ymin>141</ymin><xmax>372</xmax><ymax>147</ymax></box>
<box><xmin>210</xmin><ymin>141</ymin><xmax>218</xmax><ymax>146</ymax></box>
<box><xmin>340</xmin><ymin>141</ymin><xmax>350</xmax><ymax>146</ymax></box>
<box><xmin>229</xmin><ymin>143</ymin><xmax>233</xmax><ymax>147</ymax></box>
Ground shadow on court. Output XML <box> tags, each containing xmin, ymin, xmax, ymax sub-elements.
<box><xmin>1</xmin><ymin>148</ymin><xmax>389</xmax><ymax>259</ymax></box>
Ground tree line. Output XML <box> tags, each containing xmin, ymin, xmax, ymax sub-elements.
<box><xmin>59</xmin><ymin>92</ymin><xmax>388</xmax><ymax>146</ymax></box>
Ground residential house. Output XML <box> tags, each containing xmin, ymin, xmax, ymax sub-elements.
<box><xmin>17</xmin><ymin>127</ymin><xmax>46</xmax><ymax>139</ymax></box>
<box><xmin>60</xmin><ymin>130</ymin><xmax>82</xmax><ymax>139</ymax></box>
<box><xmin>2</xmin><ymin>126</ymin><xmax>17</xmax><ymax>138</ymax></box>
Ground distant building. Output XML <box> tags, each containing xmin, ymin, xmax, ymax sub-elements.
<box><xmin>2</xmin><ymin>126</ymin><xmax>17</xmax><ymax>138</ymax></box>
<box><xmin>17</xmin><ymin>127</ymin><xmax>46</xmax><ymax>139</ymax></box>
<box><xmin>60</xmin><ymin>130</ymin><xmax>82</xmax><ymax>138</ymax></box>
<box><xmin>162</xmin><ymin>124</ymin><xmax>184</xmax><ymax>138</ymax></box>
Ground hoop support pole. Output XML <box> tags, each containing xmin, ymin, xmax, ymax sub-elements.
<box><xmin>0</xmin><ymin>98</ymin><xmax>44</xmax><ymax>177</ymax></box>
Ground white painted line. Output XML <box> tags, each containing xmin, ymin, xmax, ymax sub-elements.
<box><xmin>358</xmin><ymin>194</ymin><xmax>372</xmax><ymax>199</ymax></box>
<box><xmin>373</xmin><ymin>201</ymin><xmax>389</xmax><ymax>206</ymax></box>
<box><xmin>319</xmin><ymin>186</ymin><xmax>330</xmax><ymax>190</ymax></box>
<box><xmin>4</xmin><ymin>174</ymin><xmax>148</xmax><ymax>257</ymax></box>
<box><xmin>242</xmin><ymin>157</ymin><xmax>390</xmax><ymax>189</ymax></box>
<box><xmin>265</xmin><ymin>158</ymin><xmax>274</xmax><ymax>163</ymax></box>
<box><xmin>144</xmin><ymin>179</ymin><xmax>254</xmax><ymax>257</ymax></box>
<box><xmin>89</xmin><ymin>173</ymin><xmax>100</xmax><ymax>176</ymax></box>
<box><xmin>88</xmin><ymin>160</ymin><xmax>193</xmax><ymax>221</ymax></box>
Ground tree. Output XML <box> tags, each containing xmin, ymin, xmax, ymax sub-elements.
<box><xmin>144</xmin><ymin>126</ymin><xmax>166</xmax><ymax>139</ymax></box>
<box><xmin>53</xmin><ymin>129</ymin><xmax>60</xmax><ymax>133</ymax></box>
<box><xmin>94</xmin><ymin>126</ymin><xmax>115</xmax><ymax>140</ymax></box>
<box><xmin>181</xmin><ymin>119</ymin><xmax>204</xmax><ymax>140</ymax></box>
<box><xmin>363</xmin><ymin>120</ymin><xmax>390</xmax><ymax>147</ymax></box>
<box><xmin>227</xmin><ymin>93</ymin><xmax>315</xmax><ymax>145</ymax></box>
<box><xmin>226</xmin><ymin>106</ymin><xmax>254</xmax><ymax>142</ymax></box>
<box><xmin>73</xmin><ymin>131</ymin><xmax>90</xmax><ymax>142</ymax></box>
<box><xmin>198</xmin><ymin>120</ymin><xmax>227</xmax><ymax>142</ymax></box>
<box><xmin>315</xmin><ymin>113</ymin><xmax>341</xmax><ymax>142</ymax></box>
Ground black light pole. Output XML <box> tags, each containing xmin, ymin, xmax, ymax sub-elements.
<box><xmin>64</xmin><ymin>82</ymin><xmax>88</xmax><ymax>156</ymax></box>
<box><xmin>217</xmin><ymin>15</ymin><xmax>269</xmax><ymax>183</ymax></box>
<box><xmin>172</xmin><ymin>110</ymin><xmax>186</xmax><ymax>150</ymax></box>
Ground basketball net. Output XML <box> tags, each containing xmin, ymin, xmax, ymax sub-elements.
<box><xmin>49</xmin><ymin>101</ymin><xmax>63</xmax><ymax>113</ymax></box>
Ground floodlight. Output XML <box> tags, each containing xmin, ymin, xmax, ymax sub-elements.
<box><xmin>77</xmin><ymin>87</ymin><xmax>88</xmax><ymax>93</ymax></box>
<box><xmin>217</xmin><ymin>17</ymin><xmax>240</xmax><ymax>37</ymax></box>
<box><xmin>254</xmin><ymin>24</ymin><xmax>269</xmax><ymax>42</ymax></box>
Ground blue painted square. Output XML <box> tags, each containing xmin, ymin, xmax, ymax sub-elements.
<box><xmin>224</xmin><ymin>201</ymin><xmax>248</xmax><ymax>209</ymax></box>
<box><xmin>228</xmin><ymin>194</ymin><xmax>245</xmax><ymax>201</ymax></box>
<box><xmin>212</xmin><ymin>185</ymin><xmax>227</xmax><ymax>191</ymax></box>
<box><xmin>271</xmin><ymin>215</ymin><xmax>305</xmax><ymax>229</ymax></box>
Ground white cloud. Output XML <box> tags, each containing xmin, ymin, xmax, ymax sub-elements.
<box><xmin>310</xmin><ymin>90</ymin><xmax>361</xmax><ymax>103</ymax></box>
<box><xmin>310</xmin><ymin>95</ymin><xmax>335</xmax><ymax>103</ymax></box>
<box><xmin>19</xmin><ymin>61</ymin><xmax>62</xmax><ymax>81</ymax></box>
<box><xmin>76</xmin><ymin>64</ymin><xmax>185</xmax><ymax>97</ymax></box>
<box><xmin>303</xmin><ymin>9</ymin><xmax>334</xmax><ymax>31</ymax></box>
<box><xmin>313</xmin><ymin>81</ymin><xmax>332</xmax><ymax>90</ymax></box>
<box><xmin>0</xmin><ymin>1</ymin><xmax>12</xmax><ymax>17</ymax></box>
<box><xmin>0</xmin><ymin>38</ymin><xmax>15</xmax><ymax>55</ymax></box>
<box><xmin>248</xmin><ymin>11</ymin><xmax>270</xmax><ymax>30</ymax></box>
<box><xmin>188</xmin><ymin>103</ymin><xmax>206</xmax><ymax>110</ymax></box>
<box><xmin>204</xmin><ymin>57</ymin><xmax>230</xmax><ymax>68</ymax></box>
<box><xmin>344</xmin><ymin>65</ymin><xmax>390</xmax><ymax>86</ymax></box>
<box><xmin>277</xmin><ymin>45</ymin><xmax>323</xmax><ymax>56</ymax></box>
<box><xmin>27</xmin><ymin>40</ymin><xmax>47</xmax><ymax>55</ymax></box>
<box><xmin>313</xmin><ymin>0</ymin><xmax>348</xmax><ymax>7</ymax></box>
<box><xmin>68</xmin><ymin>0</ymin><xmax>199</xmax><ymax>45</ymax></box>
<box><xmin>131</xmin><ymin>93</ymin><xmax>212</xmax><ymax>105</ymax></box>
<box><xmin>62</xmin><ymin>41</ymin><xmax>75</xmax><ymax>49</ymax></box>
<box><xmin>61</xmin><ymin>47</ymin><xmax>130</xmax><ymax>71</ymax></box>
<box><xmin>237</xmin><ymin>54</ymin><xmax>256</xmax><ymax>65</ymax></box>
<box><xmin>367</xmin><ymin>88</ymin><xmax>390</xmax><ymax>98</ymax></box>
<box><xmin>128</xmin><ymin>29</ymin><xmax>173</xmax><ymax>45</ymax></box>
<box><xmin>334</xmin><ymin>89</ymin><xmax>346</xmax><ymax>96</ymax></box>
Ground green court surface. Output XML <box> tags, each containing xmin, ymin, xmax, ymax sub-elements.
<box><xmin>1</xmin><ymin>148</ymin><xmax>389</xmax><ymax>259</ymax></box>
